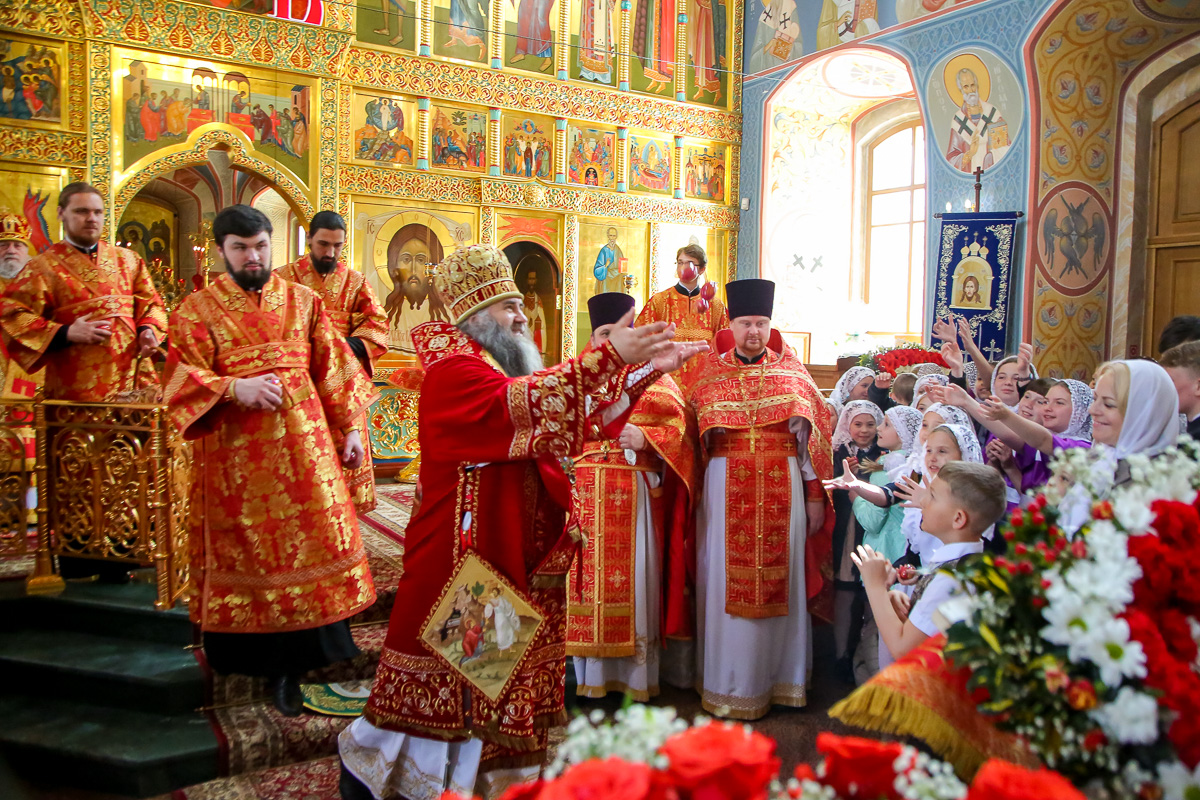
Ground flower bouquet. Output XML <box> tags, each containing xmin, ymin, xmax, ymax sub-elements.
<box><xmin>440</xmin><ymin>705</ymin><xmax>1083</xmax><ymax>800</ymax></box>
<box><xmin>943</xmin><ymin>440</ymin><xmax>1200</xmax><ymax>796</ymax></box>
<box><xmin>858</xmin><ymin>344</ymin><xmax>948</xmax><ymax>376</ymax></box>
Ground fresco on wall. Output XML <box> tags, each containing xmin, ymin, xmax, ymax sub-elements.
<box><xmin>628</xmin><ymin>133</ymin><xmax>673</xmax><ymax>195</ymax></box>
<box><xmin>1037</xmin><ymin>185</ymin><xmax>1109</xmax><ymax>292</ymax></box>
<box><xmin>0</xmin><ymin>36</ymin><xmax>62</xmax><ymax>125</ymax></box>
<box><xmin>118</xmin><ymin>198</ymin><xmax>176</xmax><ymax>270</ymax></box>
<box><xmin>567</xmin><ymin>125</ymin><xmax>616</xmax><ymax>188</ymax></box>
<box><xmin>926</xmin><ymin>50</ymin><xmax>1022</xmax><ymax>175</ymax></box>
<box><xmin>576</xmin><ymin>0</ymin><xmax>618</xmax><ymax>84</ymax></box>
<box><xmin>501</xmin><ymin>114</ymin><xmax>554</xmax><ymax>179</ymax></box>
<box><xmin>630</xmin><ymin>0</ymin><xmax>677</xmax><ymax>96</ymax></box>
<box><xmin>117</xmin><ymin>55</ymin><xmax>313</xmax><ymax>183</ymax></box>
<box><xmin>353</xmin><ymin>93</ymin><xmax>416</xmax><ymax>166</ymax></box>
<box><xmin>357</xmin><ymin>0</ymin><xmax>417</xmax><ymax>51</ymax></box>
<box><xmin>686</xmin><ymin>0</ymin><xmax>730</xmax><ymax>104</ymax></box>
<box><xmin>815</xmin><ymin>0</ymin><xmax>879</xmax><ymax>49</ymax></box>
<box><xmin>682</xmin><ymin>143</ymin><xmax>727</xmax><ymax>201</ymax></box>
<box><xmin>0</xmin><ymin>166</ymin><xmax>62</xmax><ymax>255</ymax></box>
<box><xmin>746</xmin><ymin>0</ymin><xmax>804</xmax><ymax>74</ymax></box>
<box><xmin>433</xmin><ymin>0</ymin><xmax>489</xmax><ymax>64</ymax></box>
<box><xmin>355</xmin><ymin>202</ymin><xmax>476</xmax><ymax>357</ymax></box>
<box><xmin>576</xmin><ymin>219</ymin><xmax>648</xmax><ymax>350</ymax></box>
<box><xmin>430</xmin><ymin>105</ymin><xmax>486</xmax><ymax>172</ymax></box>
<box><xmin>505</xmin><ymin>0</ymin><xmax>560</xmax><ymax>75</ymax></box>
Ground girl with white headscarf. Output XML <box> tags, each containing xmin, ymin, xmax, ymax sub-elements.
<box><xmin>854</xmin><ymin>406</ymin><xmax>924</xmax><ymax>568</ymax></box>
<box><xmin>829</xmin><ymin>400</ymin><xmax>885</xmax><ymax>678</ymax></box>
<box><xmin>910</xmin><ymin>374</ymin><xmax>949</xmax><ymax>411</ymax></box>
<box><xmin>989</xmin><ymin>354</ymin><xmax>1038</xmax><ymax>411</ymax></box>
<box><xmin>1058</xmin><ymin>360</ymin><xmax>1181</xmax><ymax>532</ymax></box>
<box><xmin>901</xmin><ymin>423</ymin><xmax>988</xmax><ymax>566</ymax></box>
<box><xmin>830</xmin><ymin>366</ymin><xmax>876</xmax><ymax>417</ymax></box>
<box><xmin>879</xmin><ymin>405</ymin><xmax>924</xmax><ymax>480</ymax></box>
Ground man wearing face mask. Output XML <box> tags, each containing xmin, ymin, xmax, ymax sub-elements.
<box><xmin>0</xmin><ymin>182</ymin><xmax>166</xmax><ymax>402</ymax></box>
<box><xmin>278</xmin><ymin>211</ymin><xmax>388</xmax><ymax>512</ymax></box>
<box><xmin>164</xmin><ymin>204</ymin><xmax>379</xmax><ymax>716</ymax></box>
<box><xmin>689</xmin><ymin>278</ymin><xmax>834</xmax><ymax>720</ymax></box>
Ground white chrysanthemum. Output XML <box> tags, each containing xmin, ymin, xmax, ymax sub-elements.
<box><xmin>547</xmin><ymin>703</ymin><xmax>688</xmax><ymax>778</ymax></box>
<box><xmin>1063</xmin><ymin>556</ymin><xmax>1140</xmax><ymax>611</ymax></box>
<box><xmin>1041</xmin><ymin>582</ymin><xmax>1112</xmax><ymax>658</ymax></box>
<box><xmin>1090</xmin><ymin>687</ymin><xmax>1159</xmax><ymax>744</ymax></box>
<box><xmin>1082</xmin><ymin>617</ymin><xmax>1147</xmax><ymax>686</ymax></box>
<box><xmin>1157</xmin><ymin>760</ymin><xmax>1200</xmax><ymax>800</ymax></box>
<box><xmin>1112</xmin><ymin>491</ymin><xmax>1155</xmax><ymax>536</ymax></box>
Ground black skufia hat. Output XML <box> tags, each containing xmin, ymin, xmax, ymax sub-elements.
<box><xmin>725</xmin><ymin>279</ymin><xmax>775</xmax><ymax>319</ymax></box>
<box><xmin>587</xmin><ymin>292</ymin><xmax>636</xmax><ymax>329</ymax></box>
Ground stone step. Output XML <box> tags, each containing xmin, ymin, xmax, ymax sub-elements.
<box><xmin>1</xmin><ymin>577</ymin><xmax>193</xmax><ymax>646</ymax></box>
<box><xmin>0</xmin><ymin>694</ymin><xmax>218</xmax><ymax>798</ymax></box>
<box><xmin>0</xmin><ymin>628</ymin><xmax>204</xmax><ymax>714</ymax></box>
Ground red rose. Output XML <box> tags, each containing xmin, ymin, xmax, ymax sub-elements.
<box><xmin>1128</xmin><ymin>535</ymin><xmax>1176</xmax><ymax>611</ymax></box>
<box><xmin>660</xmin><ymin>723</ymin><xmax>780</xmax><ymax>800</ymax></box>
<box><xmin>814</xmin><ymin>734</ymin><xmax>904</xmax><ymax>800</ymax></box>
<box><xmin>1171</xmin><ymin>712</ymin><xmax>1200</xmax><ymax>768</ymax></box>
<box><xmin>1160</xmin><ymin>608</ymin><xmax>1199</xmax><ymax>664</ymax></box>
<box><xmin>1124</xmin><ymin>609</ymin><xmax>1170</xmax><ymax>685</ymax></box>
<box><xmin>540</xmin><ymin>760</ymin><xmax>673</xmax><ymax>800</ymax></box>
<box><xmin>1150</xmin><ymin>499</ymin><xmax>1200</xmax><ymax>549</ymax></box>
<box><xmin>498</xmin><ymin>782</ymin><xmax>544</xmax><ymax>800</ymax></box>
<box><xmin>967</xmin><ymin>760</ymin><xmax>1085</xmax><ymax>800</ymax></box>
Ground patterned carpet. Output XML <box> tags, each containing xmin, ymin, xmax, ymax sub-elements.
<box><xmin>166</xmin><ymin>754</ymin><xmax>342</xmax><ymax>800</ymax></box>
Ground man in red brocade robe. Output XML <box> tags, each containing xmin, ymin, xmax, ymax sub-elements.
<box><xmin>0</xmin><ymin>182</ymin><xmax>166</xmax><ymax>403</ymax></box>
<box><xmin>338</xmin><ymin>244</ymin><xmax>707</xmax><ymax>800</ymax></box>
<box><xmin>566</xmin><ymin>292</ymin><xmax>698</xmax><ymax>702</ymax></box>
<box><xmin>689</xmin><ymin>278</ymin><xmax>835</xmax><ymax>720</ymax></box>
<box><xmin>277</xmin><ymin>211</ymin><xmax>389</xmax><ymax>513</ymax></box>
<box><xmin>164</xmin><ymin>205</ymin><xmax>379</xmax><ymax>717</ymax></box>
<box><xmin>636</xmin><ymin>242</ymin><xmax>728</xmax><ymax>398</ymax></box>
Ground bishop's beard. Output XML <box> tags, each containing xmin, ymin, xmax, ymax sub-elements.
<box><xmin>458</xmin><ymin>310</ymin><xmax>543</xmax><ymax>377</ymax></box>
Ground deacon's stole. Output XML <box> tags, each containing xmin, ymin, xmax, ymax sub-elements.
<box><xmin>0</xmin><ymin>241</ymin><xmax>166</xmax><ymax>401</ymax></box>
<box><xmin>567</xmin><ymin>373</ymin><xmax>698</xmax><ymax>658</ymax></box>
<box><xmin>163</xmin><ymin>273</ymin><xmax>379</xmax><ymax>634</ymax></box>
<box><xmin>691</xmin><ymin>342</ymin><xmax>835</xmax><ymax>620</ymax></box>
<box><xmin>277</xmin><ymin>256</ymin><xmax>389</xmax><ymax>512</ymax></box>
<box><xmin>636</xmin><ymin>287</ymin><xmax>728</xmax><ymax>395</ymax></box>
<box><xmin>365</xmin><ymin>322</ymin><xmax>662</xmax><ymax>750</ymax></box>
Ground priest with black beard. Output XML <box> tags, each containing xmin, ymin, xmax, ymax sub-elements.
<box><xmin>164</xmin><ymin>204</ymin><xmax>379</xmax><ymax>716</ymax></box>
<box><xmin>277</xmin><ymin>211</ymin><xmax>389</xmax><ymax>512</ymax></box>
<box><xmin>339</xmin><ymin>244</ymin><xmax>708</xmax><ymax>800</ymax></box>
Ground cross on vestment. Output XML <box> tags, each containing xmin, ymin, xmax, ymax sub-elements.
<box><xmin>762</xmin><ymin>6</ymin><xmax>773</xmax><ymax>21</ymax></box>
<box><xmin>953</xmin><ymin>113</ymin><xmax>973</xmax><ymax>135</ymax></box>
<box><xmin>780</xmin><ymin>11</ymin><xmax>792</xmax><ymax>26</ymax></box>
<box><xmin>978</xmin><ymin>108</ymin><xmax>998</xmax><ymax>133</ymax></box>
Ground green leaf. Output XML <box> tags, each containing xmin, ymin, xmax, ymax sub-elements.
<box><xmin>979</xmin><ymin>623</ymin><xmax>1003</xmax><ymax>653</ymax></box>
<box><xmin>471</xmin><ymin>582</ymin><xmax>485</xmax><ymax>597</ymax></box>
<box><xmin>986</xmin><ymin>571</ymin><xmax>1010</xmax><ymax>594</ymax></box>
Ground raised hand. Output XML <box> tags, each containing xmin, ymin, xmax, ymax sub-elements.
<box><xmin>607</xmin><ymin>310</ymin><xmax>676</xmax><ymax>366</ymax></box>
<box><xmin>821</xmin><ymin>458</ymin><xmax>862</xmax><ymax>492</ymax></box>
<box><xmin>926</xmin><ymin>382</ymin><xmax>972</xmax><ymax>408</ymax></box>
<box><xmin>874</xmin><ymin>371</ymin><xmax>894</xmax><ymax>389</ymax></box>
<box><xmin>1017</xmin><ymin>342</ymin><xmax>1034</xmax><ymax>376</ymax></box>
<box><xmin>932</xmin><ymin>316</ymin><xmax>957</xmax><ymax>344</ymax></box>
<box><xmin>956</xmin><ymin>315</ymin><xmax>973</xmax><ymax>344</ymax></box>
<box><xmin>978</xmin><ymin>395</ymin><xmax>1014</xmax><ymax>422</ymax></box>
<box><xmin>940</xmin><ymin>340</ymin><xmax>964</xmax><ymax>373</ymax></box>
<box><xmin>650</xmin><ymin>340</ymin><xmax>710</xmax><ymax>374</ymax></box>
<box><xmin>894</xmin><ymin>473</ymin><xmax>928</xmax><ymax>508</ymax></box>
<box><xmin>850</xmin><ymin>543</ymin><xmax>891</xmax><ymax>588</ymax></box>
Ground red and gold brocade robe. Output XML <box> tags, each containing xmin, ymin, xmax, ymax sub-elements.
<box><xmin>636</xmin><ymin>286</ymin><xmax>728</xmax><ymax>396</ymax></box>
<box><xmin>163</xmin><ymin>273</ymin><xmax>379</xmax><ymax>634</ymax></box>
<box><xmin>690</xmin><ymin>334</ymin><xmax>836</xmax><ymax>621</ymax></box>
<box><xmin>364</xmin><ymin>322</ymin><xmax>661</xmax><ymax>758</ymax></box>
<box><xmin>566</xmin><ymin>373</ymin><xmax>698</xmax><ymax>658</ymax></box>
<box><xmin>277</xmin><ymin>256</ymin><xmax>389</xmax><ymax>512</ymax></box>
<box><xmin>0</xmin><ymin>270</ymin><xmax>42</xmax><ymax>473</ymax></box>
<box><xmin>0</xmin><ymin>241</ymin><xmax>166</xmax><ymax>401</ymax></box>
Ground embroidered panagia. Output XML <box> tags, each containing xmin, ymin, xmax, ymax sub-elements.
<box><xmin>363</xmin><ymin>321</ymin><xmax>661</xmax><ymax>759</ymax></box>
<box><xmin>277</xmin><ymin>255</ymin><xmax>388</xmax><ymax>512</ymax></box>
<box><xmin>0</xmin><ymin>241</ymin><xmax>166</xmax><ymax>401</ymax></box>
<box><xmin>164</xmin><ymin>273</ymin><xmax>379</xmax><ymax>634</ymax></box>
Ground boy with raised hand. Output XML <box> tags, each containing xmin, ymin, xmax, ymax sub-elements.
<box><xmin>851</xmin><ymin>461</ymin><xmax>1006</xmax><ymax>661</ymax></box>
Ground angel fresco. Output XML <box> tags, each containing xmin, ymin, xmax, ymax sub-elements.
<box><xmin>0</xmin><ymin>39</ymin><xmax>62</xmax><ymax>123</ymax></box>
<box><xmin>1042</xmin><ymin>196</ymin><xmax>1106</xmax><ymax>283</ymax></box>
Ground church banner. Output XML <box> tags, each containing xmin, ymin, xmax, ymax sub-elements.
<box><xmin>932</xmin><ymin>212</ymin><xmax>1021</xmax><ymax>363</ymax></box>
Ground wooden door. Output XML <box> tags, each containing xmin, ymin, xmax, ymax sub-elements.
<box><xmin>1146</xmin><ymin>97</ymin><xmax>1200</xmax><ymax>357</ymax></box>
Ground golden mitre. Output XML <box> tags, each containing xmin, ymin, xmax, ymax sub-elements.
<box><xmin>0</xmin><ymin>209</ymin><xmax>32</xmax><ymax>250</ymax></box>
<box><xmin>432</xmin><ymin>243</ymin><xmax>522</xmax><ymax>323</ymax></box>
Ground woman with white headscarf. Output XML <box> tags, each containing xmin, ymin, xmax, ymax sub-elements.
<box><xmin>829</xmin><ymin>400</ymin><xmax>885</xmax><ymax>680</ymax></box>
<box><xmin>1058</xmin><ymin>360</ymin><xmax>1182</xmax><ymax>532</ymax></box>
<box><xmin>830</xmin><ymin>366</ymin><xmax>876</xmax><ymax>418</ymax></box>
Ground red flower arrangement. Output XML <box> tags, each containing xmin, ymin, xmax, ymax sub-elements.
<box><xmin>966</xmin><ymin>759</ymin><xmax>1085</xmax><ymax>800</ymax></box>
<box><xmin>658</xmin><ymin>721</ymin><xmax>780</xmax><ymax>800</ymax></box>
<box><xmin>858</xmin><ymin>344</ymin><xmax>947</xmax><ymax>376</ymax></box>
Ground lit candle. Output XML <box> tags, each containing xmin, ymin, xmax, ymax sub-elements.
<box><xmin>945</xmin><ymin>201</ymin><xmax>952</xmax><ymax>213</ymax></box>
<box><xmin>965</xmin><ymin>199</ymin><xmax>973</xmax><ymax>210</ymax></box>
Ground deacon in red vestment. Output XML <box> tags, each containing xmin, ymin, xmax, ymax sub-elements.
<box><xmin>566</xmin><ymin>292</ymin><xmax>698</xmax><ymax>702</ymax></box>
<box><xmin>339</xmin><ymin>245</ymin><xmax>707</xmax><ymax>800</ymax></box>
<box><xmin>164</xmin><ymin>205</ymin><xmax>378</xmax><ymax>717</ymax></box>
<box><xmin>0</xmin><ymin>182</ymin><xmax>166</xmax><ymax>402</ymax></box>
<box><xmin>635</xmin><ymin>242</ymin><xmax>728</xmax><ymax>397</ymax></box>
<box><xmin>689</xmin><ymin>278</ymin><xmax>835</xmax><ymax>720</ymax></box>
<box><xmin>277</xmin><ymin>211</ymin><xmax>388</xmax><ymax>512</ymax></box>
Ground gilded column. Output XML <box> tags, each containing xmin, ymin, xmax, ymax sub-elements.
<box><xmin>649</xmin><ymin>221</ymin><xmax>662</xmax><ymax>295</ymax></box>
<box><xmin>673</xmin><ymin>135</ymin><xmax>684</xmax><ymax>199</ymax></box>
<box><xmin>618</xmin><ymin>0</ymin><xmax>632</xmax><ymax>92</ymax></box>
<box><xmin>556</xmin><ymin>0</ymin><xmax>570</xmax><ymax>79</ymax></box>
<box><xmin>417</xmin><ymin>98</ymin><xmax>431</xmax><ymax>170</ymax></box>
<box><xmin>319</xmin><ymin>78</ymin><xmax>340</xmax><ymax>210</ymax></box>
<box><xmin>481</xmin><ymin>207</ymin><xmax>496</xmax><ymax>245</ymax></box>
<box><xmin>418</xmin><ymin>0</ymin><xmax>433</xmax><ymax>56</ymax></box>
<box><xmin>563</xmin><ymin>213</ymin><xmax>579</xmax><ymax>356</ymax></box>
<box><xmin>488</xmin><ymin>109</ymin><xmax>502</xmax><ymax>177</ymax></box>
<box><xmin>87</xmin><ymin>41</ymin><xmax>113</xmax><ymax>237</ymax></box>
<box><xmin>674</xmin><ymin>9</ymin><xmax>687</xmax><ymax>102</ymax></box>
<box><xmin>555</xmin><ymin>118</ymin><xmax>567</xmax><ymax>184</ymax></box>
<box><xmin>728</xmin><ymin>229</ymin><xmax>739</xmax><ymax>282</ymax></box>
<box><xmin>489</xmin><ymin>0</ymin><xmax>504</xmax><ymax>69</ymax></box>
<box><xmin>617</xmin><ymin>128</ymin><xmax>629</xmax><ymax>192</ymax></box>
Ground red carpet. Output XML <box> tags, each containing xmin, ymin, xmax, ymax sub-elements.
<box><xmin>166</xmin><ymin>755</ymin><xmax>341</xmax><ymax>800</ymax></box>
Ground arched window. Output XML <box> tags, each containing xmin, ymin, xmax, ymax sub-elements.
<box><xmin>863</xmin><ymin>121</ymin><xmax>926</xmax><ymax>336</ymax></box>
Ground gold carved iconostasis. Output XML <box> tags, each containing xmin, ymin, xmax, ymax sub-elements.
<box><xmin>0</xmin><ymin>0</ymin><xmax>741</xmax><ymax>469</ymax></box>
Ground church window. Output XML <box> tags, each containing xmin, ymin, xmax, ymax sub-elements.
<box><xmin>863</xmin><ymin>121</ymin><xmax>925</xmax><ymax>335</ymax></box>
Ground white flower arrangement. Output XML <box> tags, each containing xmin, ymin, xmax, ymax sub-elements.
<box><xmin>545</xmin><ymin>703</ymin><xmax>689</xmax><ymax>778</ymax></box>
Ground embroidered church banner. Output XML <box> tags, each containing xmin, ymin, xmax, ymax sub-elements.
<box><xmin>932</xmin><ymin>212</ymin><xmax>1020</xmax><ymax>363</ymax></box>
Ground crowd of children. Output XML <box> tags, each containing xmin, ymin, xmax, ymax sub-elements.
<box><xmin>817</xmin><ymin>313</ymin><xmax>1200</xmax><ymax>685</ymax></box>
